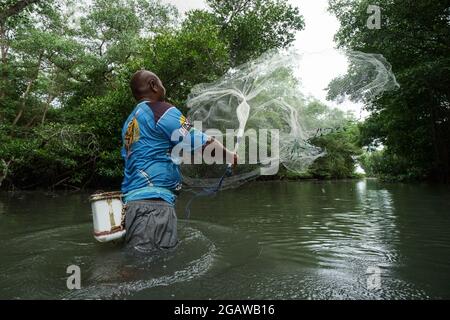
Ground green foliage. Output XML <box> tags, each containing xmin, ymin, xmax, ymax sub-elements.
<box><xmin>141</xmin><ymin>10</ymin><xmax>231</xmax><ymax>109</ymax></box>
<box><xmin>360</xmin><ymin>150</ymin><xmax>428</xmax><ymax>182</ymax></box>
<box><xmin>207</xmin><ymin>0</ymin><xmax>305</xmax><ymax>65</ymax></box>
<box><xmin>0</xmin><ymin>0</ymin><xmax>361</xmax><ymax>189</ymax></box>
<box><xmin>0</xmin><ymin>123</ymin><xmax>99</xmax><ymax>188</ymax></box>
<box><xmin>329</xmin><ymin>0</ymin><xmax>450</xmax><ymax>182</ymax></box>
<box><xmin>309</xmin><ymin>124</ymin><xmax>363</xmax><ymax>179</ymax></box>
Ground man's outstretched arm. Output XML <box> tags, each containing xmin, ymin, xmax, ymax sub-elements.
<box><xmin>202</xmin><ymin>136</ymin><xmax>238</xmax><ymax>168</ymax></box>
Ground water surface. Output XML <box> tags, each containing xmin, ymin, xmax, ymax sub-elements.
<box><xmin>1</xmin><ymin>179</ymin><xmax>449</xmax><ymax>299</ymax></box>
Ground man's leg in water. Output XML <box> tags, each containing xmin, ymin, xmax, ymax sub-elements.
<box><xmin>124</xmin><ymin>199</ymin><xmax>178</xmax><ymax>252</ymax></box>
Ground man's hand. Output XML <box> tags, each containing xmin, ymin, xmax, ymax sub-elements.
<box><xmin>204</xmin><ymin>136</ymin><xmax>238</xmax><ymax>168</ymax></box>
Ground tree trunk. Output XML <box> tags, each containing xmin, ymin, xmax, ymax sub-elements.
<box><xmin>41</xmin><ymin>94</ymin><xmax>54</xmax><ymax>125</ymax></box>
<box><xmin>11</xmin><ymin>52</ymin><xmax>43</xmax><ymax>126</ymax></box>
<box><xmin>429</xmin><ymin>101</ymin><xmax>448</xmax><ymax>182</ymax></box>
<box><xmin>0</xmin><ymin>159</ymin><xmax>12</xmax><ymax>187</ymax></box>
<box><xmin>25</xmin><ymin>115</ymin><xmax>37</xmax><ymax>128</ymax></box>
<box><xmin>0</xmin><ymin>22</ymin><xmax>8</xmax><ymax>64</ymax></box>
<box><xmin>0</xmin><ymin>0</ymin><xmax>41</xmax><ymax>21</ymax></box>
<box><xmin>0</xmin><ymin>21</ymin><xmax>9</xmax><ymax>100</ymax></box>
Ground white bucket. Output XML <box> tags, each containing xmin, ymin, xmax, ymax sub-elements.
<box><xmin>89</xmin><ymin>191</ymin><xmax>126</xmax><ymax>243</ymax></box>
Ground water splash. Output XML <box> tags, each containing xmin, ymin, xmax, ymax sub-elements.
<box><xmin>63</xmin><ymin>227</ymin><xmax>217</xmax><ymax>299</ymax></box>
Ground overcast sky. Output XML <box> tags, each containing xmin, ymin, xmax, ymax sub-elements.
<box><xmin>164</xmin><ymin>0</ymin><xmax>365</xmax><ymax>117</ymax></box>
<box><xmin>165</xmin><ymin>0</ymin><xmax>340</xmax><ymax>52</ymax></box>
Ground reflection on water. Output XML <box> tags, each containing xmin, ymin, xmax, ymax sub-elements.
<box><xmin>0</xmin><ymin>179</ymin><xmax>449</xmax><ymax>299</ymax></box>
<box><xmin>301</xmin><ymin>180</ymin><xmax>404</xmax><ymax>299</ymax></box>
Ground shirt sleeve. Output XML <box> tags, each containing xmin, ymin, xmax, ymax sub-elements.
<box><xmin>157</xmin><ymin>107</ymin><xmax>209</xmax><ymax>151</ymax></box>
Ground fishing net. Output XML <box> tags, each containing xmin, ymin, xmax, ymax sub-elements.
<box><xmin>180</xmin><ymin>48</ymin><xmax>399</xmax><ymax>192</ymax></box>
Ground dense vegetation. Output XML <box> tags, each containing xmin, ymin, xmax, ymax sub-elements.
<box><xmin>0</xmin><ymin>0</ymin><xmax>322</xmax><ymax>190</ymax></box>
<box><xmin>2</xmin><ymin>0</ymin><xmax>447</xmax><ymax>190</ymax></box>
<box><xmin>329</xmin><ymin>0</ymin><xmax>450</xmax><ymax>182</ymax></box>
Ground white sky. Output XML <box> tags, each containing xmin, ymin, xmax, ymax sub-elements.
<box><xmin>74</xmin><ymin>1</ymin><xmax>363</xmax><ymax>116</ymax></box>
<box><xmin>164</xmin><ymin>0</ymin><xmax>366</xmax><ymax>118</ymax></box>
<box><xmin>291</xmin><ymin>0</ymin><xmax>365</xmax><ymax>118</ymax></box>
<box><xmin>165</xmin><ymin>0</ymin><xmax>206</xmax><ymax>13</ymax></box>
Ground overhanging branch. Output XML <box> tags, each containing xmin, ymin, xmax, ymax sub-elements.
<box><xmin>0</xmin><ymin>0</ymin><xmax>41</xmax><ymax>21</ymax></box>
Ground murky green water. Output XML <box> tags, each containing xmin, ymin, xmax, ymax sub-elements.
<box><xmin>1</xmin><ymin>179</ymin><xmax>450</xmax><ymax>299</ymax></box>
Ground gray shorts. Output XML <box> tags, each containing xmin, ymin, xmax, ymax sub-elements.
<box><xmin>124</xmin><ymin>199</ymin><xmax>178</xmax><ymax>252</ymax></box>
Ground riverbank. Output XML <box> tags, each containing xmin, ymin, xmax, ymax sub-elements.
<box><xmin>0</xmin><ymin>173</ymin><xmax>367</xmax><ymax>193</ymax></box>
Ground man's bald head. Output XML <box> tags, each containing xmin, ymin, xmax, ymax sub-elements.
<box><xmin>130</xmin><ymin>70</ymin><xmax>166</xmax><ymax>102</ymax></box>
